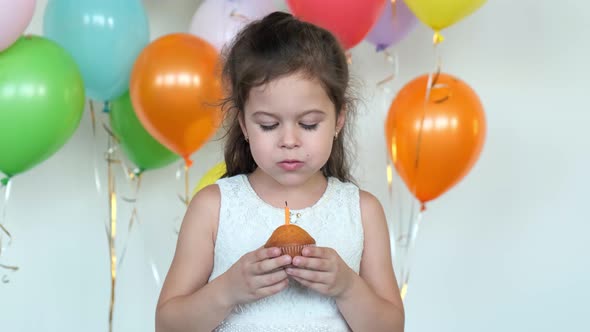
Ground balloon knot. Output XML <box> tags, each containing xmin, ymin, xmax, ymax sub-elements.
<box><xmin>420</xmin><ymin>202</ymin><xmax>426</xmax><ymax>212</ymax></box>
<box><xmin>184</xmin><ymin>157</ymin><xmax>193</xmax><ymax>168</ymax></box>
<box><xmin>376</xmin><ymin>44</ymin><xmax>388</xmax><ymax>52</ymax></box>
<box><xmin>102</xmin><ymin>101</ymin><xmax>111</xmax><ymax>113</ymax></box>
<box><xmin>433</xmin><ymin>31</ymin><xmax>444</xmax><ymax>45</ymax></box>
<box><xmin>0</xmin><ymin>177</ymin><xmax>10</xmax><ymax>186</ymax></box>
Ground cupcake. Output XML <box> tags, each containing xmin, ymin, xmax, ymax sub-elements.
<box><xmin>264</xmin><ymin>224</ymin><xmax>316</xmax><ymax>258</ymax></box>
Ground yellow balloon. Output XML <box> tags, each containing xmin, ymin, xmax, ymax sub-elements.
<box><xmin>404</xmin><ymin>0</ymin><xmax>487</xmax><ymax>31</ymax></box>
<box><xmin>192</xmin><ymin>161</ymin><xmax>226</xmax><ymax>197</ymax></box>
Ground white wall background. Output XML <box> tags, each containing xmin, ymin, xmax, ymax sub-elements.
<box><xmin>1</xmin><ymin>0</ymin><xmax>589</xmax><ymax>331</ymax></box>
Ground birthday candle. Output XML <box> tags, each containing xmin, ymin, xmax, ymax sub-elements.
<box><xmin>285</xmin><ymin>201</ymin><xmax>290</xmax><ymax>225</ymax></box>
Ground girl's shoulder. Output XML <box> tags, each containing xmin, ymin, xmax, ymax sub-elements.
<box><xmin>357</xmin><ymin>189</ymin><xmax>388</xmax><ymax>235</ymax></box>
<box><xmin>188</xmin><ymin>183</ymin><xmax>221</xmax><ymax>220</ymax></box>
<box><xmin>358</xmin><ymin>190</ymin><xmax>384</xmax><ymax>214</ymax></box>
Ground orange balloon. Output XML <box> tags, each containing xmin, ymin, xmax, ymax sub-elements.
<box><xmin>130</xmin><ymin>33</ymin><xmax>222</xmax><ymax>166</ymax></box>
<box><xmin>385</xmin><ymin>73</ymin><xmax>486</xmax><ymax>206</ymax></box>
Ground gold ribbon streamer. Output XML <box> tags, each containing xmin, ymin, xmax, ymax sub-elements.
<box><xmin>376</xmin><ymin>50</ymin><xmax>399</xmax><ymax>90</ymax></box>
<box><xmin>89</xmin><ymin>100</ymin><xmax>104</xmax><ymax>195</ymax></box>
<box><xmin>395</xmin><ymin>41</ymin><xmax>443</xmax><ymax>301</ymax></box>
<box><xmin>173</xmin><ymin>162</ymin><xmax>191</xmax><ymax>235</ymax></box>
<box><xmin>94</xmin><ymin>99</ymin><xmax>150</xmax><ymax>328</ymax></box>
<box><xmin>176</xmin><ymin>164</ymin><xmax>191</xmax><ymax>207</ymax></box>
<box><xmin>106</xmin><ymin>133</ymin><xmax>117</xmax><ymax>332</ymax></box>
<box><xmin>118</xmin><ymin>174</ymin><xmax>142</xmax><ymax>269</ymax></box>
<box><xmin>184</xmin><ymin>165</ymin><xmax>190</xmax><ymax>207</ymax></box>
<box><xmin>96</xmin><ymin>102</ymin><xmax>121</xmax><ymax>332</ymax></box>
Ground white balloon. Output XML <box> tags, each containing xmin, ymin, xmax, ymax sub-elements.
<box><xmin>189</xmin><ymin>0</ymin><xmax>276</xmax><ymax>51</ymax></box>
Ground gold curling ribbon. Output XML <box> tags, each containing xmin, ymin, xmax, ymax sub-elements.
<box><xmin>395</xmin><ymin>39</ymin><xmax>442</xmax><ymax>300</ymax></box>
<box><xmin>107</xmin><ymin>133</ymin><xmax>118</xmax><ymax>332</ymax></box>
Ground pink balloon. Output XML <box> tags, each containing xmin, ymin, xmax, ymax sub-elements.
<box><xmin>189</xmin><ymin>0</ymin><xmax>275</xmax><ymax>51</ymax></box>
<box><xmin>0</xmin><ymin>0</ymin><xmax>36</xmax><ymax>51</ymax></box>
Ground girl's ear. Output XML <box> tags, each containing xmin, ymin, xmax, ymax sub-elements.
<box><xmin>336</xmin><ymin>108</ymin><xmax>347</xmax><ymax>134</ymax></box>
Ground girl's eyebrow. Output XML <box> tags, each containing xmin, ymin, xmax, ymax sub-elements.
<box><xmin>251</xmin><ymin>111</ymin><xmax>277</xmax><ymax>118</ymax></box>
<box><xmin>251</xmin><ymin>109</ymin><xmax>326</xmax><ymax>118</ymax></box>
<box><xmin>300</xmin><ymin>109</ymin><xmax>326</xmax><ymax>117</ymax></box>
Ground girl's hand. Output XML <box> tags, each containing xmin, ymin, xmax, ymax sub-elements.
<box><xmin>222</xmin><ymin>247</ymin><xmax>292</xmax><ymax>305</ymax></box>
<box><xmin>286</xmin><ymin>246</ymin><xmax>355</xmax><ymax>298</ymax></box>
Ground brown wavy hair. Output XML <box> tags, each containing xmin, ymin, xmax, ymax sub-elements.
<box><xmin>219</xmin><ymin>12</ymin><xmax>357</xmax><ymax>183</ymax></box>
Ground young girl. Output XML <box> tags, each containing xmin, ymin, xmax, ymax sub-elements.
<box><xmin>156</xmin><ymin>12</ymin><xmax>404</xmax><ymax>332</ymax></box>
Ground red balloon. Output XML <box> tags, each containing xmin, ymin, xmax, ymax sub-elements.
<box><xmin>287</xmin><ymin>0</ymin><xmax>386</xmax><ymax>49</ymax></box>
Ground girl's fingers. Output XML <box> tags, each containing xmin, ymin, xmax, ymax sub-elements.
<box><xmin>253</xmin><ymin>254</ymin><xmax>292</xmax><ymax>275</ymax></box>
<box><xmin>255</xmin><ymin>268</ymin><xmax>289</xmax><ymax>288</ymax></box>
<box><xmin>290</xmin><ymin>275</ymin><xmax>328</xmax><ymax>295</ymax></box>
<box><xmin>286</xmin><ymin>267</ymin><xmax>330</xmax><ymax>284</ymax></box>
<box><xmin>301</xmin><ymin>246</ymin><xmax>326</xmax><ymax>258</ymax></box>
<box><xmin>254</xmin><ymin>278</ymin><xmax>289</xmax><ymax>298</ymax></box>
<box><xmin>252</xmin><ymin>247</ymin><xmax>282</xmax><ymax>262</ymax></box>
<box><xmin>292</xmin><ymin>256</ymin><xmax>330</xmax><ymax>271</ymax></box>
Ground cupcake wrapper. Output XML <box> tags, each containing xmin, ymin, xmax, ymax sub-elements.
<box><xmin>279</xmin><ymin>244</ymin><xmax>315</xmax><ymax>257</ymax></box>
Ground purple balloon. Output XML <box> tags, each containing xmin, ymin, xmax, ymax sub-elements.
<box><xmin>365</xmin><ymin>0</ymin><xmax>417</xmax><ymax>51</ymax></box>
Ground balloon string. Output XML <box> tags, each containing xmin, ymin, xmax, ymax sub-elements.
<box><xmin>377</xmin><ymin>46</ymin><xmax>404</xmax><ymax>297</ymax></box>
<box><xmin>399</xmin><ymin>210</ymin><xmax>423</xmax><ymax>301</ymax></box>
<box><xmin>89</xmin><ymin>100</ymin><xmax>103</xmax><ymax>195</ymax></box>
<box><xmin>0</xmin><ymin>180</ymin><xmax>18</xmax><ymax>283</ymax></box>
<box><xmin>102</xmin><ymin>121</ymin><xmax>162</xmax><ymax>298</ymax></box>
<box><xmin>106</xmin><ymin>134</ymin><xmax>118</xmax><ymax>332</ymax></box>
<box><xmin>89</xmin><ymin>100</ymin><xmax>97</xmax><ymax>137</ymax></box>
<box><xmin>172</xmin><ymin>161</ymin><xmax>191</xmax><ymax>234</ymax></box>
<box><xmin>184</xmin><ymin>165</ymin><xmax>190</xmax><ymax>207</ymax></box>
<box><xmin>384</xmin><ymin>140</ymin><xmax>405</xmax><ymax>250</ymax></box>
<box><xmin>376</xmin><ymin>50</ymin><xmax>399</xmax><ymax>90</ymax></box>
<box><xmin>410</xmin><ymin>40</ymin><xmax>441</xmax><ymax>208</ymax></box>
<box><xmin>176</xmin><ymin>160</ymin><xmax>192</xmax><ymax>207</ymax></box>
<box><xmin>116</xmin><ymin>173</ymin><xmax>162</xmax><ymax>287</ymax></box>
<box><xmin>399</xmin><ymin>41</ymin><xmax>442</xmax><ymax>299</ymax></box>
<box><xmin>118</xmin><ymin>174</ymin><xmax>142</xmax><ymax>270</ymax></box>
<box><xmin>229</xmin><ymin>9</ymin><xmax>249</xmax><ymax>22</ymax></box>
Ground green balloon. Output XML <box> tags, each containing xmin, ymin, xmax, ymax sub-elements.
<box><xmin>0</xmin><ymin>36</ymin><xmax>85</xmax><ymax>177</ymax></box>
<box><xmin>110</xmin><ymin>92</ymin><xmax>179</xmax><ymax>172</ymax></box>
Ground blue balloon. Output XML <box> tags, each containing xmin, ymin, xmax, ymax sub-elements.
<box><xmin>43</xmin><ymin>0</ymin><xmax>149</xmax><ymax>102</ymax></box>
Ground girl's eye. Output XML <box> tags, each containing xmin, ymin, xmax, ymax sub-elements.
<box><xmin>260</xmin><ymin>123</ymin><xmax>278</xmax><ymax>131</ymax></box>
<box><xmin>300</xmin><ymin>123</ymin><xmax>318</xmax><ymax>131</ymax></box>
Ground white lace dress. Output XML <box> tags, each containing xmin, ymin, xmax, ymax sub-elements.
<box><xmin>209</xmin><ymin>174</ymin><xmax>364</xmax><ymax>332</ymax></box>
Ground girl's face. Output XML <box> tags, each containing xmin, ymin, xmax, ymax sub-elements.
<box><xmin>240</xmin><ymin>72</ymin><xmax>345</xmax><ymax>187</ymax></box>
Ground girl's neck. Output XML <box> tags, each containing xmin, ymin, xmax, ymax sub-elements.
<box><xmin>246</xmin><ymin>170</ymin><xmax>328</xmax><ymax>210</ymax></box>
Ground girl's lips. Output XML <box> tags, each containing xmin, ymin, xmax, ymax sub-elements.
<box><xmin>278</xmin><ymin>160</ymin><xmax>304</xmax><ymax>171</ymax></box>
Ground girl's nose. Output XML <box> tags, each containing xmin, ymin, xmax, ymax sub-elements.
<box><xmin>280</xmin><ymin>126</ymin><xmax>300</xmax><ymax>149</ymax></box>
